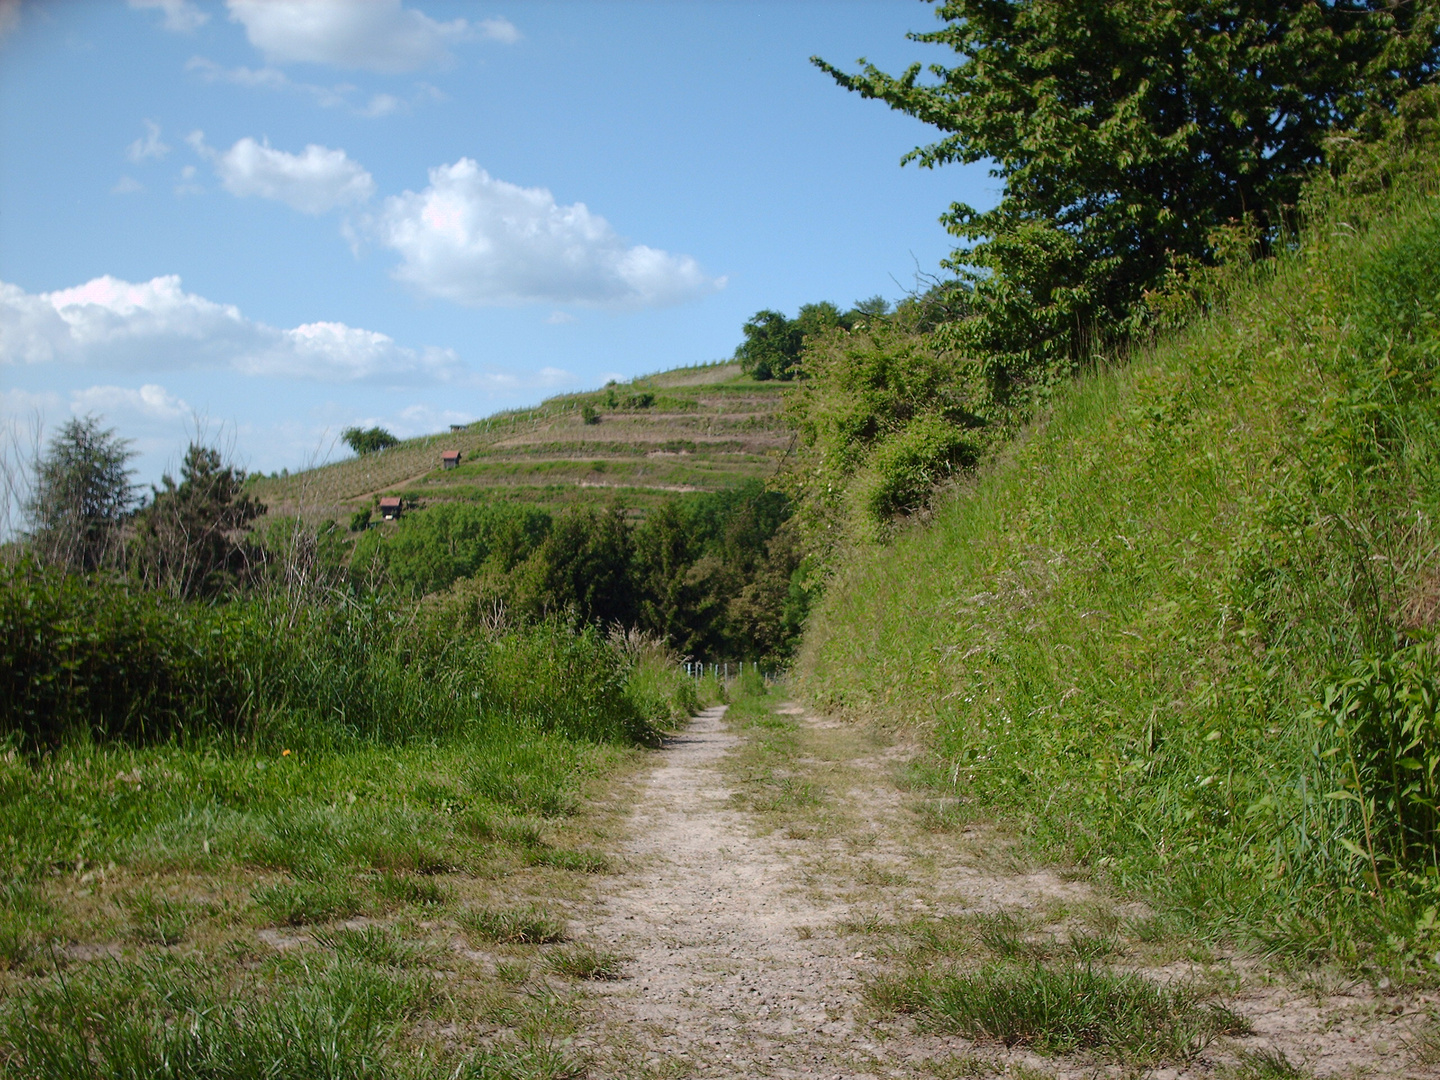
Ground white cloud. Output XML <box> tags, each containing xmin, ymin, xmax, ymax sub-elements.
<box><xmin>477</xmin><ymin>17</ymin><xmax>520</xmax><ymax>45</ymax></box>
<box><xmin>0</xmin><ymin>274</ymin><xmax>463</xmax><ymax>385</ymax></box>
<box><xmin>193</xmin><ymin>134</ymin><xmax>374</xmax><ymax>214</ymax></box>
<box><xmin>129</xmin><ymin>0</ymin><xmax>208</xmax><ymax>33</ymax></box>
<box><xmin>174</xmin><ymin>163</ymin><xmax>203</xmax><ymax>196</ymax></box>
<box><xmin>113</xmin><ymin>176</ymin><xmax>145</xmax><ymax>195</ymax></box>
<box><xmin>546</xmin><ymin>311</ymin><xmax>575</xmax><ymax>325</ymax></box>
<box><xmin>127</xmin><ymin>120</ymin><xmax>170</xmax><ymax>163</ymax></box>
<box><xmin>370</xmin><ymin>159</ymin><xmax>724</xmax><ymax>308</ymax></box>
<box><xmin>226</xmin><ymin>0</ymin><xmax>505</xmax><ymax>73</ymax></box>
<box><xmin>71</xmin><ymin>383</ymin><xmax>191</xmax><ymax>422</ymax></box>
<box><xmin>185</xmin><ymin>56</ymin><xmax>445</xmax><ymax>117</ymax></box>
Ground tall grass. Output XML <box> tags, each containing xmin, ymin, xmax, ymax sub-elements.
<box><xmin>0</xmin><ymin>558</ymin><xmax>665</xmax><ymax>749</ymax></box>
<box><xmin>796</xmin><ymin>136</ymin><xmax>1440</xmax><ymax>968</ymax></box>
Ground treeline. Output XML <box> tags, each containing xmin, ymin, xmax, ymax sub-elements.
<box><xmin>352</xmin><ymin>480</ymin><xmax>806</xmax><ymax>664</ymax></box>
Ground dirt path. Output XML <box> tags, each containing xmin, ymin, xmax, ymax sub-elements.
<box><xmin>567</xmin><ymin>701</ymin><xmax>1428</xmax><ymax>1079</ymax></box>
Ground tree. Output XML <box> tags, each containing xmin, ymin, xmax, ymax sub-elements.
<box><xmin>735</xmin><ymin>302</ymin><xmax>855</xmax><ymax>381</ymax></box>
<box><xmin>130</xmin><ymin>443</ymin><xmax>264</xmax><ymax>598</ymax></box>
<box><xmin>525</xmin><ymin>506</ymin><xmax>636</xmax><ymax>625</ymax></box>
<box><xmin>814</xmin><ymin>1</ymin><xmax>1440</xmax><ymax>384</ymax></box>
<box><xmin>342</xmin><ymin>426</ymin><xmax>400</xmax><ymax>455</ymax></box>
<box><xmin>735</xmin><ymin>310</ymin><xmax>802</xmax><ymax>381</ymax></box>
<box><xmin>24</xmin><ymin>415</ymin><xmax>137</xmax><ymax>573</ymax></box>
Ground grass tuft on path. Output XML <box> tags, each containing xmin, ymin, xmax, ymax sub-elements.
<box><xmin>870</xmin><ymin>962</ymin><xmax>1244</xmax><ymax>1062</ymax></box>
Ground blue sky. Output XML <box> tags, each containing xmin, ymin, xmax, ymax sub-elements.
<box><xmin>0</xmin><ymin>0</ymin><xmax>996</xmax><ymax>486</ymax></box>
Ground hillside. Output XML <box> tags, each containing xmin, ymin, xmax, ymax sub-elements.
<box><xmin>796</xmin><ymin>141</ymin><xmax>1440</xmax><ymax>965</ymax></box>
<box><xmin>249</xmin><ymin>362</ymin><xmax>792</xmax><ymax>524</ymax></box>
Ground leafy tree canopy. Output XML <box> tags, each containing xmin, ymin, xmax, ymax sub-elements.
<box><xmin>24</xmin><ymin>415</ymin><xmax>137</xmax><ymax>573</ymax></box>
<box><xmin>342</xmin><ymin>426</ymin><xmax>400</xmax><ymax>455</ymax></box>
<box><xmin>735</xmin><ymin>300</ymin><xmax>891</xmax><ymax>380</ymax></box>
<box><xmin>814</xmin><ymin>1</ymin><xmax>1440</xmax><ymax>383</ymax></box>
<box><xmin>130</xmin><ymin>443</ymin><xmax>264</xmax><ymax>599</ymax></box>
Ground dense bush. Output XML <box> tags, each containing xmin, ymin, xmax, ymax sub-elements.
<box><xmin>0</xmin><ymin>560</ymin><xmax>241</xmax><ymax>746</ymax></box>
<box><xmin>357</xmin><ymin>481</ymin><xmax>807</xmax><ymax>663</ymax></box>
<box><xmin>784</xmin><ymin>311</ymin><xmax>993</xmax><ymax>544</ymax></box>
<box><xmin>0</xmin><ymin>558</ymin><xmax>666</xmax><ymax>751</ymax></box>
<box><xmin>350</xmin><ymin>503</ymin><xmax>548</xmax><ymax>599</ymax></box>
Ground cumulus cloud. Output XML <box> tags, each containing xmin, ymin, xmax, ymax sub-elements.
<box><xmin>127</xmin><ymin>120</ymin><xmax>170</xmax><ymax>163</ymax></box>
<box><xmin>370</xmin><ymin>159</ymin><xmax>724</xmax><ymax>309</ymax></box>
<box><xmin>129</xmin><ymin>0</ymin><xmax>208</xmax><ymax>33</ymax></box>
<box><xmin>225</xmin><ymin>0</ymin><xmax>511</xmax><ymax>73</ymax></box>
<box><xmin>113</xmin><ymin>176</ymin><xmax>145</xmax><ymax>195</ymax></box>
<box><xmin>192</xmin><ymin>133</ymin><xmax>374</xmax><ymax>214</ymax></box>
<box><xmin>0</xmin><ymin>274</ymin><xmax>463</xmax><ymax>385</ymax></box>
<box><xmin>71</xmin><ymin>383</ymin><xmax>191</xmax><ymax>422</ymax></box>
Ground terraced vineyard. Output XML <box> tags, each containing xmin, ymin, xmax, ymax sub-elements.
<box><xmin>250</xmin><ymin>362</ymin><xmax>793</xmax><ymax>523</ymax></box>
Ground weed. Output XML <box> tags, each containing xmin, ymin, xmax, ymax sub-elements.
<box><xmin>974</xmin><ymin>910</ymin><xmax>1038</xmax><ymax>960</ymax></box>
<box><xmin>494</xmin><ymin>959</ymin><xmax>531</xmax><ymax>984</ymax></box>
<box><xmin>0</xmin><ymin>953</ymin><xmax>434</xmax><ymax>1079</ymax></box>
<box><xmin>457</xmin><ymin>1042</ymin><xmax>585</xmax><ymax>1080</ymax></box>
<box><xmin>545</xmin><ymin>943</ymin><xmax>627</xmax><ymax>980</ymax></box>
<box><xmin>120</xmin><ymin>890</ymin><xmax>195</xmax><ymax>946</ymax></box>
<box><xmin>1407</xmin><ymin>1008</ymin><xmax>1440</xmax><ymax>1066</ymax></box>
<box><xmin>459</xmin><ymin>905</ymin><xmax>567</xmax><ymax>945</ymax></box>
<box><xmin>921</xmin><ymin>1056</ymin><xmax>1001</xmax><ymax>1078</ymax></box>
<box><xmin>1067</xmin><ymin>929</ymin><xmax>1122</xmax><ymax>962</ymax></box>
<box><xmin>495</xmin><ymin>817</ymin><xmax>545</xmax><ymax>848</ymax></box>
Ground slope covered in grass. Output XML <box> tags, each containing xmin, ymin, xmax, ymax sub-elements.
<box><xmin>797</xmin><ymin>144</ymin><xmax>1440</xmax><ymax>967</ymax></box>
<box><xmin>250</xmin><ymin>362</ymin><xmax>790</xmax><ymax>524</ymax></box>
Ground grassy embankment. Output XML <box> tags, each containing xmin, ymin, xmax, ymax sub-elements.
<box><xmin>0</xmin><ymin>561</ymin><xmax>708</xmax><ymax>1078</ymax></box>
<box><xmin>797</xmin><ymin>144</ymin><xmax>1440</xmax><ymax>975</ymax></box>
<box><xmin>250</xmin><ymin>362</ymin><xmax>791</xmax><ymax>525</ymax></box>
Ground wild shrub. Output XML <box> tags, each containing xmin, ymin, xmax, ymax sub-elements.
<box><xmin>854</xmin><ymin>414</ymin><xmax>980</xmax><ymax>527</ymax></box>
<box><xmin>785</xmin><ymin>316</ymin><xmax>993</xmax><ymax>543</ymax></box>
<box><xmin>0</xmin><ymin>559</ymin><xmax>243</xmax><ymax>746</ymax></box>
<box><xmin>0</xmin><ymin>560</ymin><xmax>663</xmax><ymax>750</ymax></box>
<box><xmin>350</xmin><ymin>502</ymin><xmax>549</xmax><ymax>598</ymax></box>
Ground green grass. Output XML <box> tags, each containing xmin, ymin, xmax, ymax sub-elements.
<box><xmin>458</xmin><ymin>905</ymin><xmax>567</xmax><ymax>945</ymax></box>
<box><xmin>868</xmin><ymin>962</ymin><xmax>1245</xmax><ymax>1062</ymax></box>
<box><xmin>248</xmin><ymin>362</ymin><xmax>792</xmax><ymax>526</ymax></box>
<box><xmin>544</xmin><ymin>943</ymin><xmax>627</xmax><ymax>980</ymax></box>
<box><xmin>1</xmin><ymin>952</ymin><xmax>438</xmax><ymax>1079</ymax></box>
<box><xmin>312</xmin><ymin>925</ymin><xmax>438</xmax><ymax>968</ymax></box>
<box><xmin>797</xmin><ymin>138</ymin><xmax>1440</xmax><ymax>971</ymax></box>
<box><xmin>0</xmin><ymin>735</ymin><xmax>615</xmax><ymax>887</ymax></box>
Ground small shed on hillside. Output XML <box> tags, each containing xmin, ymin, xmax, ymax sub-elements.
<box><xmin>441</xmin><ymin>450</ymin><xmax>462</xmax><ymax>470</ymax></box>
<box><xmin>449</xmin><ymin>423</ymin><xmax>468</xmax><ymax>432</ymax></box>
<box><xmin>379</xmin><ymin>496</ymin><xmax>403</xmax><ymax>520</ymax></box>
